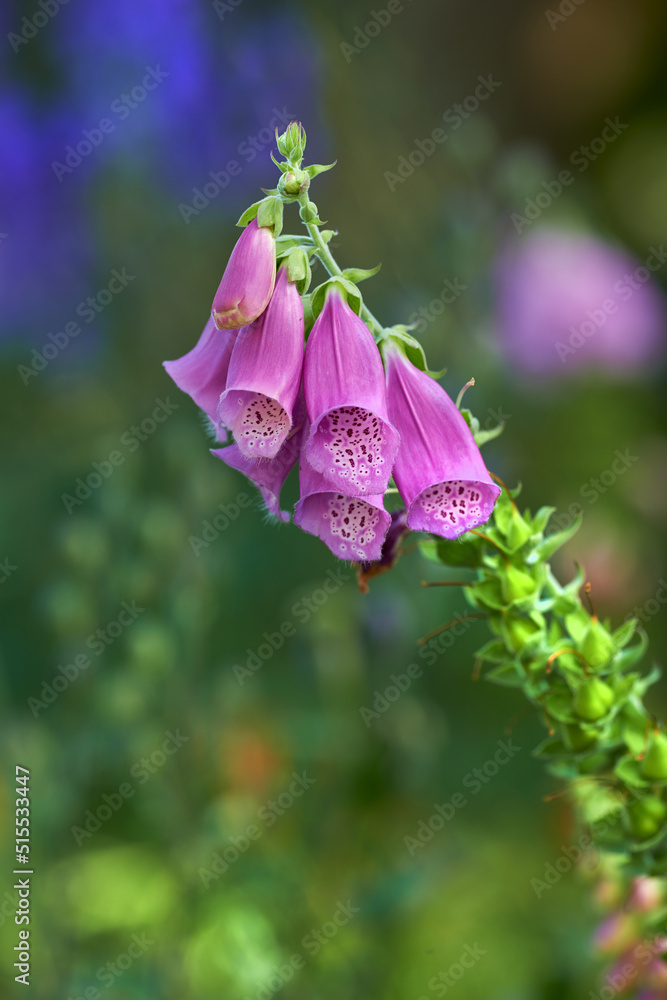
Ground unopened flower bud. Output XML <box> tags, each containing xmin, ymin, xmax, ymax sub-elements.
<box><xmin>500</xmin><ymin>563</ymin><xmax>536</xmax><ymax>604</ymax></box>
<box><xmin>624</xmin><ymin>795</ymin><xmax>667</xmax><ymax>841</ymax></box>
<box><xmin>277</xmin><ymin>121</ymin><xmax>307</xmax><ymax>164</ymax></box>
<box><xmin>212</xmin><ymin>218</ymin><xmax>276</xmax><ymax>329</ymax></box>
<box><xmin>641</xmin><ymin>732</ymin><xmax>667</xmax><ymax>781</ymax></box>
<box><xmin>574</xmin><ymin>677</ymin><xmax>614</xmax><ymax>721</ymax></box>
<box><xmin>565</xmin><ymin>724</ymin><xmax>598</xmax><ymax>752</ymax></box>
<box><xmin>503</xmin><ymin>614</ymin><xmax>541</xmax><ymax>653</ymax></box>
<box><xmin>580</xmin><ymin>619</ymin><xmax>615</xmax><ymax>669</ymax></box>
<box><xmin>280</xmin><ymin>169</ymin><xmax>309</xmax><ymax>197</ymax></box>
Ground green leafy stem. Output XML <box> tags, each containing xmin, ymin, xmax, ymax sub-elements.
<box><xmin>419</xmin><ymin>476</ymin><xmax>667</xmax><ymax>928</ymax></box>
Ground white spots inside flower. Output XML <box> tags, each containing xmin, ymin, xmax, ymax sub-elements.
<box><xmin>322</xmin><ymin>493</ymin><xmax>381</xmax><ymax>560</ymax></box>
<box><xmin>414</xmin><ymin>480</ymin><xmax>486</xmax><ymax>533</ymax></box>
<box><xmin>320</xmin><ymin>407</ymin><xmax>387</xmax><ymax>491</ymax></box>
<box><xmin>235</xmin><ymin>392</ymin><xmax>290</xmax><ymax>453</ymax></box>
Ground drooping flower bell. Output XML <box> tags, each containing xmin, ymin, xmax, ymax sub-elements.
<box><xmin>294</xmin><ymin>421</ymin><xmax>391</xmax><ymax>562</ymax></box>
<box><xmin>383</xmin><ymin>340</ymin><xmax>500</xmax><ymax>538</ymax></box>
<box><xmin>212</xmin><ymin>218</ymin><xmax>276</xmax><ymax>330</ymax></box>
<box><xmin>163</xmin><ymin>316</ymin><xmax>236</xmax><ymax>439</ymax></box>
<box><xmin>303</xmin><ymin>288</ymin><xmax>399</xmax><ymax>496</ymax></box>
<box><xmin>212</xmin><ymin>395</ymin><xmax>306</xmax><ymax>523</ymax></box>
<box><xmin>218</xmin><ymin>264</ymin><xmax>304</xmax><ymax>460</ymax></box>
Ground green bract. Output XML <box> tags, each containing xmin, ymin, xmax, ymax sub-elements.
<box><xmin>574</xmin><ymin>677</ymin><xmax>614</xmax><ymax>722</ymax></box>
<box><xmin>641</xmin><ymin>733</ymin><xmax>667</xmax><ymax>781</ymax></box>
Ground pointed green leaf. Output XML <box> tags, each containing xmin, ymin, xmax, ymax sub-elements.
<box><xmin>474</xmin><ymin>421</ymin><xmax>505</xmax><ymax>447</ymax></box>
<box><xmin>614</xmin><ymin>754</ymin><xmax>652</xmax><ymax>788</ymax></box>
<box><xmin>306</xmin><ymin>161</ymin><xmax>337</xmax><ymax>179</ymax></box>
<box><xmin>533</xmin><ymin>736</ymin><xmax>569</xmax><ymax>757</ymax></box>
<box><xmin>635</xmin><ymin>662</ymin><xmax>661</xmax><ymax>694</ymax></box>
<box><xmin>617</xmin><ymin>703</ymin><xmax>650</xmax><ymax>755</ymax></box>
<box><xmin>236</xmin><ymin>200</ymin><xmax>264</xmax><ymax>227</ymax></box>
<box><xmin>534</xmin><ymin>513</ymin><xmax>582</xmax><ymax>562</ymax></box>
<box><xmin>431</xmin><ymin>535</ymin><xmax>484</xmax><ymax>568</ymax></box>
<box><xmin>614</xmin><ymin>631</ymin><xmax>649</xmax><ymax>672</ymax></box>
<box><xmin>612</xmin><ymin>618</ymin><xmax>638</xmax><ymax>650</ymax></box>
<box><xmin>271</xmin><ymin>152</ymin><xmax>289</xmax><ymax>173</ymax></box>
<box><xmin>342</xmin><ymin>264</ymin><xmax>382</xmax><ymax>283</ymax></box>
<box><xmin>486</xmin><ymin>663</ymin><xmax>524</xmax><ymax>687</ymax></box>
<box><xmin>310</xmin><ymin>277</ymin><xmax>362</xmax><ymax>319</ymax></box>
<box><xmin>531</xmin><ymin>506</ymin><xmax>557</xmax><ymax>534</ymax></box>
<box><xmin>475</xmin><ymin>639</ymin><xmax>511</xmax><ymax>664</ymax></box>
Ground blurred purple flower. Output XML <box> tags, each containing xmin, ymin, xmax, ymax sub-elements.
<box><xmin>51</xmin><ymin>1</ymin><xmax>324</xmax><ymax>190</ymax></box>
<box><xmin>494</xmin><ymin>228</ymin><xmax>666</xmax><ymax>377</ymax></box>
<box><xmin>0</xmin><ymin>93</ymin><xmax>93</xmax><ymax>337</ymax></box>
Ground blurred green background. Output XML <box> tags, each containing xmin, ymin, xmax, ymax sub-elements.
<box><xmin>1</xmin><ymin>0</ymin><xmax>667</xmax><ymax>996</ymax></box>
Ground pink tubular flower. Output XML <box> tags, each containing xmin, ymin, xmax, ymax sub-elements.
<box><xmin>163</xmin><ymin>316</ymin><xmax>235</xmax><ymax>438</ymax></box>
<box><xmin>212</xmin><ymin>218</ymin><xmax>276</xmax><ymax>330</ymax></box>
<box><xmin>384</xmin><ymin>341</ymin><xmax>500</xmax><ymax>538</ymax></box>
<box><xmin>218</xmin><ymin>265</ymin><xmax>304</xmax><ymax>460</ymax></box>
<box><xmin>303</xmin><ymin>290</ymin><xmax>399</xmax><ymax>496</ymax></box>
<box><xmin>295</xmin><ymin>423</ymin><xmax>391</xmax><ymax>561</ymax></box>
<box><xmin>212</xmin><ymin>394</ymin><xmax>306</xmax><ymax>523</ymax></box>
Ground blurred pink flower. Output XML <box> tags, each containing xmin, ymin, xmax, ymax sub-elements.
<box><xmin>494</xmin><ymin>228</ymin><xmax>666</xmax><ymax>376</ymax></box>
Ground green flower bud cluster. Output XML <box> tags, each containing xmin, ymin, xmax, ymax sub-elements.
<box><xmin>234</xmin><ymin>123</ymin><xmax>389</xmax><ymax>342</ymax></box>
<box><xmin>421</xmin><ymin>478</ymin><xmax>666</xmax><ymax>918</ymax></box>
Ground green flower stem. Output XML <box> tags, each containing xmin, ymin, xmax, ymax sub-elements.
<box><xmin>420</xmin><ymin>480</ymin><xmax>667</xmax><ymax>926</ymax></box>
<box><xmin>296</xmin><ymin>192</ymin><xmax>385</xmax><ymax>339</ymax></box>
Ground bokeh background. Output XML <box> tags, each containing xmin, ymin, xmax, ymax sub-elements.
<box><xmin>1</xmin><ymin>0</ymin><xmax>667</xmax><ymax>996</ymax></box>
